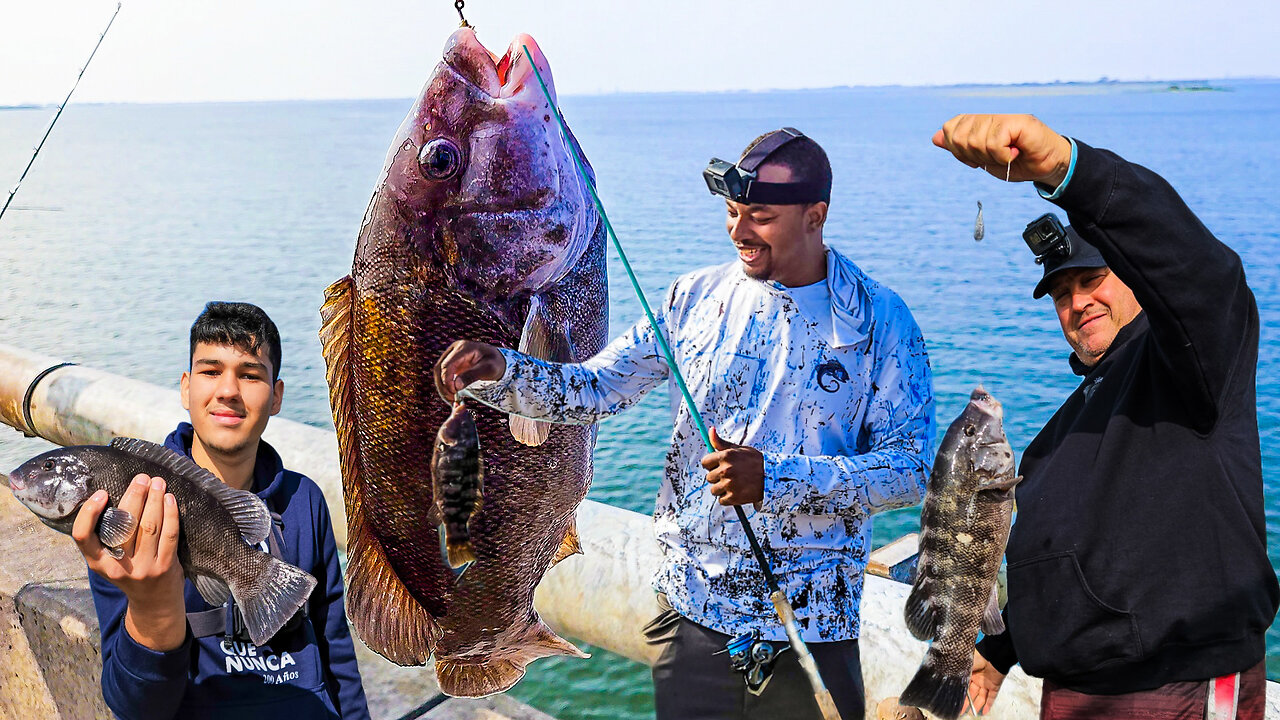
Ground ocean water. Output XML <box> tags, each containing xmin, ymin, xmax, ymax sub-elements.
<box><xmin>1</xmin><ymin>80</ymin><xmax>1278</xmax><ymax>720</ymax></box>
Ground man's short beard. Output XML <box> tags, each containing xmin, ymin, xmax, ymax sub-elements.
<box><xmin>202</xmin><ymin>435</ymin><xmax>255</xmax><ymax>458</ymax></box>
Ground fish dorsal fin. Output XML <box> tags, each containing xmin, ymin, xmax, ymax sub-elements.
<box><xmin>108</xmin><ymin>437</ymin><xmax>271</xmax><ymax>545</ymax></box>
<box><xmin>511</xmin><ymin>294</ymin><xmax>574</xmax><ymax>447</ymax></box>
<box><xmin>320</xmin><ymin>275</ymin><xmax>440</xmax><ymax>664</ymax></box>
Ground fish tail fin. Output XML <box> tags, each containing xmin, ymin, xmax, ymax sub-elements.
<box><xmin>446</xmin><ymin>538</ymin><xmax>477</xmax><ymax>569</ymax></box>
<box><xmin>899</xmin><ymin>651</ymin><xmax>968</xmax><ymax>720</ymax></box>
<box><xmin>435</xmin><ymin>620</ymin><xmax>588</xmax><ymax>698</ymax></box>
<box><xmin>232</xmin><ymin>553</ymin><xmax>317</xmax><ymax>646</ymax></box>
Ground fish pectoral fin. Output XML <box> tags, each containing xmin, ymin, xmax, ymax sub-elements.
<box><xmin>509</xmin><ymin>415</ymin><xmax>552</xmax><ymax>447</ymax></box>
<box><xmin>550</xmin><ymin>517</ymin><xmax>582</xmax><ymax>566</ymax></box>
<box><xmin>230</xmin><ymin>553</ymin><xmax>317</xmax><ymax>647</ymax></box>
<box><xmin>511</xmin><ymin>293</ymin><xmax>575</xmax><ymax>447</ymax></box>
<box><xmin>193</xmin><ymin>573</ymin><xmax>231</xmax><ymax>607</ymax></box>
<box><xmin>96</xmin><ymin>506</ymin><xmax>137</xmax><ymax>549</ymax></box>
<box><xmin>320</xmin><ymin>274</ymin><xmax>441</xmax><ymax>665</ymax></box>
<box><xmin>109</xmin><ymin>436</ymin><xmax>272</xmax><ymax>545</ymax></box>
<box><xmin>435</xmin><ymin>620</ymin><xmax>589</xmax><ymax>698</ymax></box>
<box><xmin>978</xmin><ymin>473</ymin><xmax>1022</xmax><ymax>496</ymax></box>
<box><xmin>980</xmin><ymin>584</ymin><xmax>1005</xmax><ymax>636</ymax></box>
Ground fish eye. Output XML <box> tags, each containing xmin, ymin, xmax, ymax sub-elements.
<box><xmin>42</xmin><ymin>460</ymin><xmax>54</xmax><ymax>471</ymax></box>
<box><xmin>418</xmin><ymin>138</ymin><xmax>464</xmax><ymax>181</ymax></box>
<box><xmin>963</xmin><ymin>424</ymin><xmax>977</xmax><ymax>437</ymax></box>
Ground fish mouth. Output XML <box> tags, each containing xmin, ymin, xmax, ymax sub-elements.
<box><xmin>2</xmin><ymin>472</ymin><xmax>16</xmax><ymax>490</ymax></box>
<box><xmin>968</xmin><ymin>387</ymin><xmax>1004</xmax><ymax>421</ymax></box>
<box><xmin>442</xmin><ymin>28</ymin><xmax>553</xmax><ymax>101</ymax></box>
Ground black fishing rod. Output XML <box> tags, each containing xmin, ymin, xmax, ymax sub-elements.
<box><xmin>523</xmin><ymin>46</ymin><xmax>843</xmax><ymax>720</ymax></box>
<box><xmin>0</xmin><ymin>3</ymin><xmax>122</xmax><ymax>225</ymax></box>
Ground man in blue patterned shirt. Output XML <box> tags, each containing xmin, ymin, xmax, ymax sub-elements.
<box><xmin>436</xmin><ymin>129</ymin><xmax>935</xmax><ymax>720</ymax></box>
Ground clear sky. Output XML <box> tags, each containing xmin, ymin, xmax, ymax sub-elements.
<box><xmin>2</xmin><ymin>0</ymin><xmax>1278</xmax><ymax>105</ymax></box>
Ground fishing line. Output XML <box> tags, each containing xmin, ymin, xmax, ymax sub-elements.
<box><xmin>0</xmin><ymin>3</ymin><xmax>122</xmax><ymax>225</ymax></box>
<box><xmin>523</xmin><ymin>45</ymin><xmax>842</xmax><ymax>720</ymax></box>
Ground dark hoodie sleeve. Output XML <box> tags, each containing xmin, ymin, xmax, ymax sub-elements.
<box><xmin>89</xmin><ymin>568</ymin><xmax>191</xmax><ymax>720</ymax></box>
<box><xmin>308</xmin><ymin>491</ymin><xmax>370</xmax><ymax>720</ymax></box>
<box><xmin>1048</xmin><ymin>140</ymin><xmax>1256</xmax><ymax>431</ymax></box>
<box><xmin>975</xmin><ymin>612</ymin><xmax>1018</xmax><ymax>676</ymax></box>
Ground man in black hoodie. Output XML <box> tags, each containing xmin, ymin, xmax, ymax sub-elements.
<box><xmin>932</xmin><ymin>114</ymin><xmax>1278</xmax><ymax>719</ymax></box>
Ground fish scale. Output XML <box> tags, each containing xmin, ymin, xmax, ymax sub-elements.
<box><xmin>319</xmin><ymin>27</ymin><xmax>607</xmax><ymax>698</ymax></box>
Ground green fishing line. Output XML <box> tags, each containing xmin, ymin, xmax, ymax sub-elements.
<box><xmin>522</xmin><ymin>45</ymin><xmax>715</xmax><ymax>454</ymax></box>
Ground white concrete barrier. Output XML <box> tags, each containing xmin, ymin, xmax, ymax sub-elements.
<box><xmin>2</xmin><ymin>342</ymin><xmax>1278</xmax><ymax>720</ymax></box>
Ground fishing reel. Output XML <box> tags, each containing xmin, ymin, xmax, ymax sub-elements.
<box><xmin>717</xmin><ymin>630</ymin><xmax>789</xmax><ymax>695</ymax></box>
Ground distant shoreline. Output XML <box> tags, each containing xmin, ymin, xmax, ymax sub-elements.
<box><xmin>2</xmin><ymin>76</ymin><xmax>1275</xmax><ymax>109</ymax></box>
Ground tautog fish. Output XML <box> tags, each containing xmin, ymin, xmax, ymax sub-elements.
<box><xmin>900</xmin><ymin>388</ymin><xmax>1020</xmax><ymax>720</ymax></box>
<box><xmin>6</xmin><ymin>438</ymin><xmax>316</xmax><ymax>647</ymax></box>
<box><xmin>319</xmin><ymin>28</ymin><xmax>606</xmax><ymax>697</ymax></box>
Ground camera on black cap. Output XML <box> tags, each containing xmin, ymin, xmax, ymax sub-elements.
<box><xmin>1022</xmin><ymin>213</ymin><xmax>1072</xmax><ymax>264</ymax></box>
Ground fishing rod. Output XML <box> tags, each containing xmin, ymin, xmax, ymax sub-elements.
<box><xmin>0</xmin><ymin>2</ymin><xmax>122</xmax><ymax>225</ymax></box>
<box><xmin>523</xmin><ymin>46</ymin><xmax>843</xmax><ymax>720</ymax></box>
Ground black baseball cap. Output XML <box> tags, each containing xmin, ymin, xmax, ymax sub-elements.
<box><xmin>1032</xmin><ymin>225</ymin><xmax>1108</xmax><ymax>299</ymax></box>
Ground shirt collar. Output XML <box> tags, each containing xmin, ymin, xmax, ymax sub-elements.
<box><xmin>732</xmin><ymin>246</ymin><xmax>872</xmax><ymax>349</ymax></box>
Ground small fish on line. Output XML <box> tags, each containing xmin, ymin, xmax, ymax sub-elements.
<box><xmin>900</xmin><ymin>388</ymin><xmax>1020</xmax><ymax>720</ymax></box>
<box><xmin>5</xmin><ymin>437</ymin><xmax>316</xmax><ymax>646</ymax></box>
<box><xmin>974</xmin><ymin>201</ymin><xmax>984</xmax><ymax>242</ymax></box>
<box><xmin>432</xmin><ymin>402</ymin><xmax>484</xmax><ymax>571</ymax></box>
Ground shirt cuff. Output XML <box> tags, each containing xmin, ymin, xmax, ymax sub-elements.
<box><xmin>759</xmin><ymin>451</ymin><xmax>797</xmax><ymax>515</ymax></box>
<box><xmin>1035</xmin><ymin>137</ymin><xmax>1078</xmax><ymax>200</ymax></box>
<box><xmin>976</xmin><ymin>629</ymin><xmax>1019</xmax><ymax>676</ymax></box>
<box><xmin>114</xmin><ymin>623</ymin><xmax>193</xmax><ymax>682</ymax></box>
<box><xmin>458</xmin><ymin>348</ymin><xmax>520</xmax><ymax>403</ymax></box>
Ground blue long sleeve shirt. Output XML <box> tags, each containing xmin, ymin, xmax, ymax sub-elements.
<box><xmin>89</xmin><ymin>423</ymin><xmax>370</xmax><ymax>720</ymax></box>
<box><xmin>465</xmin><ymin>246</ymin><xmax>935</xmax><ymax>642</ymax></box>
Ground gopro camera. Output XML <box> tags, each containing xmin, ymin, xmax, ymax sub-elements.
<box><xmin>703</xmin><ymin>158</ymin><xmax>754</xmax><ymax>202</ymax></box>
<box><xmin>1022</xmin><ymin>213</ymin><xmax>1072</xmax><ymax>264</ymax></box>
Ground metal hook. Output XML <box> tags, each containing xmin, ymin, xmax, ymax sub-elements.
<box><xmin>454</xmin><ymin>0</ymin><xmax>471</xmax><ymax>29</ymax></box>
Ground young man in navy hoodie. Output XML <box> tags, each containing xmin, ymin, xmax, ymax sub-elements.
<box><xmin>72</xmin><ymin>301</ymin><xmax>370</xmax><ymax>720</ymax></box>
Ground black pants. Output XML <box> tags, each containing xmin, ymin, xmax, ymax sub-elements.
<box><xmin>644</xmin><ymin>598</ymin><xmax>865</xmax><ymax>720</ymax></box>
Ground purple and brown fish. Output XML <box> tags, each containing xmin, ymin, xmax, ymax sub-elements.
<box><xmin>319</xmin><ymin>28</ymin><xmax>607</xmax><ymax>697</ymax></box>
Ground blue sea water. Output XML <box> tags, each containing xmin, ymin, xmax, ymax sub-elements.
<box><xmin>1</xmin><ymin>80</ymin><xmax>1278</xmax><ymax>720</ymax></box>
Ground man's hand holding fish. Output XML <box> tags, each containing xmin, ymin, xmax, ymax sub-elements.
<box><xmin>73</xmin><ymin>473</ymin><xmax>185</xmax><ymax>652</ymax></box>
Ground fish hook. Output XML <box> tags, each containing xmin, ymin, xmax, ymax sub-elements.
<box><xmin>454</xmin><ymin>0</ymin><xmax>471</xmax><ymax>29</ymax></box>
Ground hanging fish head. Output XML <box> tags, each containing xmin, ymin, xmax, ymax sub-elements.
<box><xmin>375</xmin><ymin>28</ymin><xmax>597</xmax><ymax>303</ymax></box>
<box><xmin>934</xmin><ymin>387</ymin><xmax>1014</xmax><ymax>491</ymax></box>
<box><xmin>7</xmin><ymin>450</ymin><xmax>95</xmax><ymax>522</ymax></box>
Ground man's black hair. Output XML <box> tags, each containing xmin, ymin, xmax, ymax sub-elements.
<box><xmin>190</xmin><ymin>301</ymin><xmax>282</xmax><ymax>381</ymax></box>
<box><xmin>740</xmin><ymin>131</ymin><xmax>833</xmax><ymax>204</ymax></box>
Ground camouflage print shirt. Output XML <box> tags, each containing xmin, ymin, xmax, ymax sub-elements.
<box><xmin>464</xmin><ymin>246</ymin><xmax>935</xmax><ymax>642</ymax></box>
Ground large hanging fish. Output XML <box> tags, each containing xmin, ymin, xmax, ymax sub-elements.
<box><xmin>319</xmin><ymin>28</ymin><xmax>607</xmax><ymax>697</ymax></box>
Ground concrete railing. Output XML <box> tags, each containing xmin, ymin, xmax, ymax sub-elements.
<box><xmin>1</xmin><ymin>342</ymin><xmax>1277</xmax><ymax>720</ymax></box>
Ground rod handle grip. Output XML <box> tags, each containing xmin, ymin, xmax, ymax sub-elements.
<box><xmin>770</xmin><ymin>591</ymin><xmax>843</xmax><ymax>720</ymax></box>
